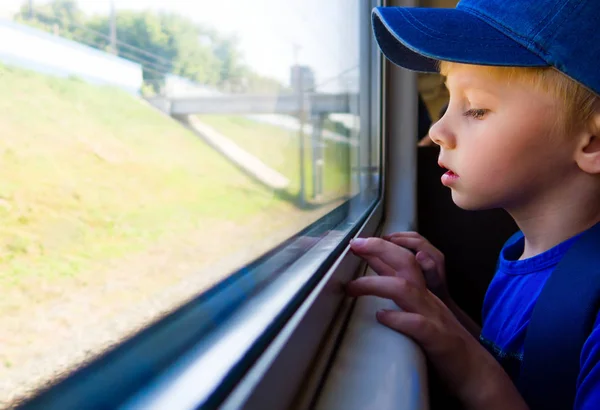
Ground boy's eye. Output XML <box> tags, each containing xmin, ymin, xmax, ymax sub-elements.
<box><xmin>463</xmin><ymin>108</ymin><xmax>489</xmax><ymax>119</ymax></box>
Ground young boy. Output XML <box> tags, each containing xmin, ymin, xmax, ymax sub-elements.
<box><xmin>345</xmin><ymin>1</ymin><xmax>600</xmax><ymax>409</ymax></box>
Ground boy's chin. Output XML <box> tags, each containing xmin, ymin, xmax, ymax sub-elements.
<box><xmin>450</xmin><ymin>191</ymin><xmax>496</xmax><ymax>211</ymax></box>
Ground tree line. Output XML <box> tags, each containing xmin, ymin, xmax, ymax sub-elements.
<box><xmin>15</xmin><ymin>0</ymin><xmax>291</xmax><ymax>94</ymax></box>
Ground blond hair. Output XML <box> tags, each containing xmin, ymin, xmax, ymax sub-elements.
<box><xmin>439</xmin><ymin>61</ymin><xmax>599</xmax><ymax>134</ymax></box>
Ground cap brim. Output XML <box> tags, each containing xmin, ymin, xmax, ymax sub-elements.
<box><xmin>372</xmin><ymin>7</ymin><xmax>549</xmax><ymax>72</ymax></box>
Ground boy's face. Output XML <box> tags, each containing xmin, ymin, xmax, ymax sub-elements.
<box><xmin>429</xmin><ymin>64</ymin><xmax>581</xmax><ymax>212</ymax></box>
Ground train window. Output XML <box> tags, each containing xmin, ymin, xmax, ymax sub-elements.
<box><xmin>1</xmin><ymin>0</ymin><xmax>382</xmax><ymax>408</ymax></box>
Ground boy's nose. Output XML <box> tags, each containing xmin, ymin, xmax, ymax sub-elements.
<box><xmin>428</xmin><ymin>115</ymin><xmax>456</xmax><ymax>150</ymax></box>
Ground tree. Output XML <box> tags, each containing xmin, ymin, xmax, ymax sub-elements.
<box><xmin>159</xmin><ymin>12</ymin><xmax>222</xmax><ymax>85</ymax></box>
<box><xmin>15</xmin><ymin>0</ymin><xmax>85</xmax><ymax>41</ymax></box>
<box><xmin>84</xmin><ymin>11</ymin><xmax>223</xmax><ymax>88</ymax></box>
<box><xmin>15</xmin><ymin>1</ymin><xmax>289</xmax><ymax>94</ymax></box>
<box><xmin>212</xmin><ymin>35</ymin><xmax>246</xmax><ymax>91</ymax></box>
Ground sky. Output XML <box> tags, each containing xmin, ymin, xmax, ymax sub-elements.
<box><xmin>0</xmin><ymin>0</ymin><xmax>361</xmax><ymax>90</ymax></box>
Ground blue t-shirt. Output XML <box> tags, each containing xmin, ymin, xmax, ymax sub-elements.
<box><xmin>480</xmin><ymin>231</ymin><xmax>600</xmax><ymax>409</ymax></box>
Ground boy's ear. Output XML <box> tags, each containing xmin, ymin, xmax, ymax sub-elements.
<box><xmin>575</xmin><ymin>106</ymin><xmax>600</xmax><ymax>174</ymax></box>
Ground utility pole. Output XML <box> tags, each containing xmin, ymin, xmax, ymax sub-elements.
<box><xmin>109</xmin><ymin>0</ymin><xmax>117</xmax><ymax>55</ymax></box>
<box><xmin>293</xmin><ymin>43</ymin><xmax>307</xmax><ymax>208</ymax></box>
<box><xmin>28</xmin><ymin>0</ymin><xmax>34</xmax><ymax>19</ymax></box>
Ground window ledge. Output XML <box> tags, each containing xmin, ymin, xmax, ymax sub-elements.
<box><xmin>314</xmin><ymin>270</ymin><xmax>429</xmax><ymax>410</ymax></box>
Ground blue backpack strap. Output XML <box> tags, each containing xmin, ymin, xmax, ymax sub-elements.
<box><xmin>518</xmin><ymin>222</ymin><xmax>600</xmax><ymax>410</ymax></box>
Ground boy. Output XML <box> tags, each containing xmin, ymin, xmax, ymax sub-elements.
<box><xmin>345</xmin><ymin>1</ymin><xmax>600</xmax><ymax>409</ymax></box>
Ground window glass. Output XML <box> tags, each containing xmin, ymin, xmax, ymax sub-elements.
<box><xmin>0</xmin><ymin>0</ymin><xmax>377</xmax><ymax>407</ymax></box>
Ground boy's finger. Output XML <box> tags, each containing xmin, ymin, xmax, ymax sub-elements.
<box><xmin>382</xmin><ymin>231</ymin><xmax>422</xmax><ymax>241</ymax></box>
<box><xmin>350</xmin><ymin>237</ymin><xmax>418</xmax><ymax>271</ymax></box>
<box><xmin>416</xmin><ymin>251</ymin><xmax>445</xmax><ymax>289</ymax></box>
<box><xmin>362</xmin><ymin>255</ymin><xmax>397</xmax><ymax>277</ymax></box>
<box><xmin>385</xmin><ymin>236</ymin><xmax>426</xmax><ymax>252</ymax></box>
<box><xmin>362</xmin><ymin>255</ymin><xmax>427</xmax><ymax>285</ymax></box>
<box><xmin>386</xmin><ymin>236</ymin><xmax>444</xmax><ymax>267</ymax></box>
<box><xmin>376</xmin><ymin>310</ymin><xmax>435</xmax><ymax>346</ymax></box>
<box><xmin>346</xmin><ymin>276</ymin><xmax>430</xmax><ymax>314</ymax></box>
<box><xmin>385</xmin><ymin>235</ymin><xmax>437</xmax><ymax>258</ymax></box>
<box><xmin>415</xmin><ymin>251</ymin><xmax>436</xmax><ymax>271</ymax></box>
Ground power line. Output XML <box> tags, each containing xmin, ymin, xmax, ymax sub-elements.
<box><xmin>304</xmin><ymin>65</ymin><xmax>358</xmax><ymax>93</ymax></box>
<box><xmin>81</xmin><ymin>33</ymin><xmax>174</xmax><ymax>76</ymax></box>
<box><xmin>29</xmin><ymin>7</ymin><xmax>177</xmax><ymax>68</ymax></box>
<box><xmin>30</xmin><ymin>20</ymin><xmax>176</xmax><ymax>76</ymax></box>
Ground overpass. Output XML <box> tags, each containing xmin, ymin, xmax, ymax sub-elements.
<box><xmin>146</xmin><ymin>92</ymin><xmax>359</xmax><ymax>117</ymax></box>
<box><xmin>146</xmin><ymin>91</ymin><xmax>360</xmax><ymax>206</ymax></box>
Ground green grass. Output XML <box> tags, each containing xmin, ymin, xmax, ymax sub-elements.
<box><xmin>0</xmin><ymin>64</ymin><xmax>301</xmax><ymax>284</ymax></box>
<box><xmin>197</xmin><ymin>115</ymin><xmax>352</xmax><ymax>199</ymax></box>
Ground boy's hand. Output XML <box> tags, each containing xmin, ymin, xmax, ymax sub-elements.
<box><xmin>345</xmin><ymin>272</ymin><xmax>476</xmax><ymax>397</ymax></box>
<box><xmin>347</xmin><ymin>238</ymin><xmax>473</xmax><ymax>395</ymax></box>
<box><xmin>347</xmin><ymin>237</ymin><xmax>527</xmax><ymax>409</ymax></box>
<box><xmin>383</xmin><ymin>232</ymin><xmax>449</xmax><ymax>301</ymax></box>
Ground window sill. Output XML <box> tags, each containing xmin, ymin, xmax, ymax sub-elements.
<box><xmin>314</xmin><ymin>269</ymin><xmax>429</xmax><ymax>410</ymax></box>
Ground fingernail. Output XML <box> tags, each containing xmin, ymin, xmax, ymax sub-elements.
<box><xmin>350</xmin><ymin>238</ymin><xmax>366</xmax><ymax>247</ymax></box>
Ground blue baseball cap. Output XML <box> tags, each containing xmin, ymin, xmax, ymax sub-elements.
<box><xmin>372</xmin><ymin>0</ymin><xmax>600</xmax><ymax>96</ymax></box>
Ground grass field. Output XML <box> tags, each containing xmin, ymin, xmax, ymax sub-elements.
<box><xmin>0</xmin><ymin>63</ymin><xmax>349</xmax><ymax>288</ymax></box>
<box><xmin>0</xmin><ymin>63</ymin><xmax>353</xmax><ymax>406</ymax></box>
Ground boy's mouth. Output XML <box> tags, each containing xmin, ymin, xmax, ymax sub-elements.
<box><xmin>438</xmin><ymin>161</ymin><xmax>459</xmax><ymax>186</ymax></box>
